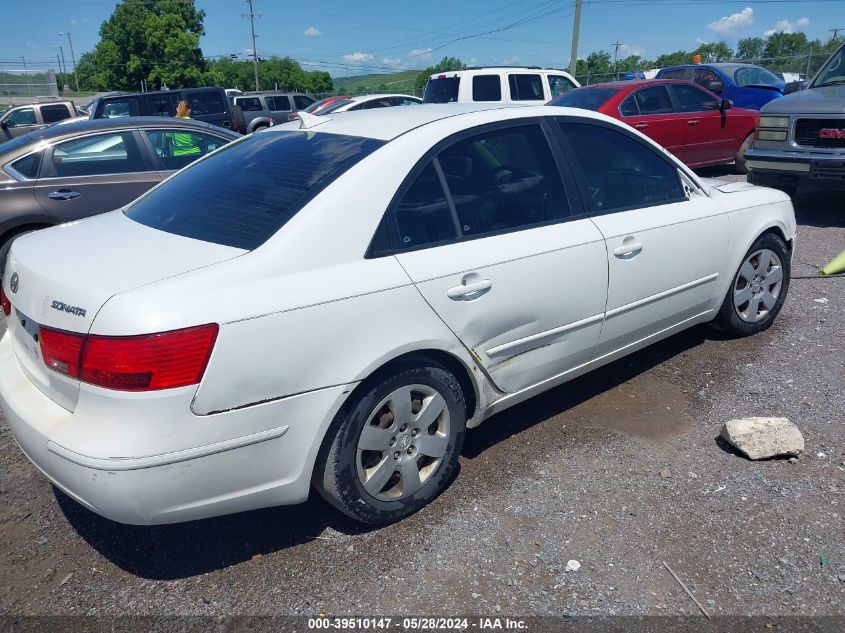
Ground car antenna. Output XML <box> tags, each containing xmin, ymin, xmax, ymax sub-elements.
<box><xmin>298</xmin><ymin>111</ymin><xmax>330</xmax><ymax>130</ymax></box>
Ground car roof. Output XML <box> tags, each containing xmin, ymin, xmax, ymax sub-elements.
<box><xmin>430</xmin><ymin>67</ymin><xmax>573</xmax><ymax>77</ymax></box>
<box><xmin>0</xmin><ymin>116</ymin><xmax>238</xmax><ymax>154</ymax></box>
<box><xmin>570</xmin><ymin>79</ymin><xmax>695</xmax><ymax>91</ymax></box>
<box><xmin>267</xmin><ymin>103</ymin><xmax>609</xmax><ymax>141</ymax></box>
<box><xmin>346</xmin><ymin>94</ymin><xmax>419</xmax><ymax>103</ymax></box>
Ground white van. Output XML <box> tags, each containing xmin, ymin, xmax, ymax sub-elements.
<box><xmin>423</xmin><ymin>67</ymin><xmax>580</xmax><ymax>105</ymax></box>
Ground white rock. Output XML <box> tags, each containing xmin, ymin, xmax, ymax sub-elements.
<box><xmin>721</xmin><ymin>417</ymin><xmax>804</xmax><ymax>460</ymax></box>
<box><xmin>565</xmin><ymin>560</ymin><xmax>581</xmax><ymax>572</ymax></box>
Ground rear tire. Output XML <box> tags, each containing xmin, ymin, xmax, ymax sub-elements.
<box><xmin>713</xmin><ymin>232</ymin><xmax>790</xmax><ymax>337</ymax></box>
<box><xmin>315</xmin><ymin>358</ymin><xmax>466</xmax><ymax>526</ymax></box>
<box><xmin>734</xmin><ymin>133</ymin><xmax>753</xmax><ymax>175</ymax></box>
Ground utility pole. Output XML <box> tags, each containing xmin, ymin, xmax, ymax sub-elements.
<box><xmin>55</xmin><ymin>44</ymin><xmax>67</xmax><ymax>75</ymax></box>
<box><xmin>568</xmin><ymin>0</ymin><xmax>582</xmax><ymax>76</ymax></box>
<box><xmin>243</xmin><ymin>0</ymin><xmax>261</xmax><ymax>91</ymax></box>
<box><xmin>60</xmin><ymin>32</ymin><xmax>79</xmax><ymax>92</ymax></box>
<box><xmin>830</xmin><ymin>27</ymin><xmax>844</xmax><ymax>39</ymax></box>
<box><xmin>19</xmin><ymin>56</ymin><xmax>29</xmax><ymax>97</ymax></box>
<box><xmin>612</xmin><ymin>41</ymin><xmax>622</xmax><ymax>81</ymax></box>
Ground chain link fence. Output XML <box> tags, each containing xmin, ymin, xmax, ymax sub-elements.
<box><xmin>0</xmin><ymin>67</ymin><xmax>59</xmax><ymax>101</ymax></box>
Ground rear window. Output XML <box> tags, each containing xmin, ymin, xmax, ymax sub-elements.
<box><xmin>424</xmin><ymin>77</ymin><xmax>459</xmax><ymax>103</ymax></box>
<box><xmin>548</xmin><ymin>88</ymin><xmax>618</xmax><ymax>111</ymax></box>
<box><xmin>508</xmin><ymin>74</ymin><xmax>544</xmax><ymax>101</ymax></box>
<box><xmin>41</xmin><ymin>104</ymin><xmax>72</xmax><ymax>123</ymax></box>
<box><xmin>126</xmin><ymin>132</ymin><xmax>384</xmax><ymax>250</ymax></box>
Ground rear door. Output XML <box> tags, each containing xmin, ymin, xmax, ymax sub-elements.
<box><xmin>619</xmin><ymin>85</ymin><xmax>688</xmax><ymax>160</ymax></box>
<box><xmin>391</xmin><ymin>120</ymin><xmax>608</xmax><ymax>393</ymax></box>
<box><xmin>558</xmin><ymin>120</ymin><xmax>728</xmax><ymax>358</ymax></box>
<box><xmin>32</xmin><ymin>130</ymin><xmax>160</xmax><ymax>222</ymax></box>
<box><xmin>267</xmin><ymin>95</ymin><xmax>292</xmax><ymax>119</ymax></box>
<box><xmin>185</xmin><ymin>90</ymin><xmax>228</xmax><ymax>128</ymax></box>
<box><xmin>668</xmin><ymin>83</ymin><xmax>729</xmax><ymax>165</ymax></box>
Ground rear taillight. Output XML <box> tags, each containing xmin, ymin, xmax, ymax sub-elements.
<box><xmin>269</xmin><ymin>117</ymin><xmax>274</xmax><ymax>126</ymax></box>
<box><xmin>38</xmin><ymin>324</ymin><xmax>218</xmax><ymax>391</ymax></box>
<box><xmin>39</xmin><ymin>327</ymin><xmax>85</xmax><ymax>379</ymax></box>
<box><xmin>1</xmin><ymin>286</ymin><xmax>10</xmax><ymax>316</ymax></box>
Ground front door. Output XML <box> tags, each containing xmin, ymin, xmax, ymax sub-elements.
<box><xmin>33</xmin><ymin>130</ymin><xmax>160</xmax><ymax>222</ymax></box>
<box><xmin>669</xmin><ymin>82</ymin><xmax>730</xmax><ymax>165</ymax></box>
<box><xmin>0</xmin><ymin>107</ymin><xmax>41</xmax><ymax>141</ymax></box>
<box><xmin>559</xmin><ymin>120</ymin><xmax>728</xmax><ymax>358</ymax></box>
<box><xmin>619</xmin><ymin>85</ymin><xmax>690</xmax><ymax>162</ymax></box>
<box><xmin>391</xmin><ymin>121</ymin><xmax>608</xmax><ymax>393</ymax></box>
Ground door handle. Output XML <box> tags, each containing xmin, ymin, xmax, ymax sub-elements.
<box><xmin>613</xmin><ymin>241</ymin><xmax>644</xmax><ymax>258</ymax></box>
<box><xmin>447</xmin><ymin>278</ymin><xmax>492</xmax><ymax>300</ymax></box>
<box><xmin>633</xmin><ymin>122</ymin><xmax>648</xmax><ymax>130</ymax></box>
<box><xmin>687</xmin><ymin>119</ymin><xmax>701</xmax><ymax>126</ymax></box>
<box><xmin>48</xmin><ymin>189</ymin><xmax>81</xmax><ymax>201</ymax></box>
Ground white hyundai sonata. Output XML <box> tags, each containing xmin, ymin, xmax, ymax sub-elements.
<box><xmin>0</xmin><ymin>105</ymin><xmax>795</xmax><ymax>526</ymax></box>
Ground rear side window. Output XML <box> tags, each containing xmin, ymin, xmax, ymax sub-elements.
<box><xmin>561</xmin><ymin>123</ymin><xmax>684</xmax><ymax>213</ymax></box>
<box><xmin>236</xmin><ymin>97</ymin><xmax>263</xmax><ymax>112</ymax></box>
<box><xmin>9</xmin><ymin>151</ymin><xmax>42</xmax><ymax>179</ymax></box>
<box><xmin>423</xmin><ymin>77</ymin><xmax>459</xmax><ymax>103</ymax></box>
<box><xmin>660</xmin><ymin>69</ymin><xmax>687</xmax><ymax>80</ymax></box>
<box><xmin>48</xmin><ymin>132</ymin><xmax>146</xmax><ymax>178</ymax></box>
<box><xmin>188</xmin><ymin>92</ymin><xmax>225</xmax><ymax>115</ymax></box>
<box><xmin>266</xmin><ymin>96</ymin><xmax>290</xmax><ymax>111</ymax></box>
<box><xmin>41</xmin><ymin>104</ymin><xmax>72</xmax><ymax>123</ymax></box>
<box><xmin>394</xmin><ymin>163</ymin><xmax>457</xmax><ymax>249</ymax></box>
<box><xmin>126</xmin><ymin>132</ymin><xmax>384</xmax><ymax>250</ymax></box>
<box><xmin>671</xmin><ymin>84</ymin><xmax>720</xmax><ymax>112</ymax></box>
<box><xmin>472</xmin><ymin>75</ymin><xmax>501</xmax><ymax>101</ymax></box>
<box><xmin>146</xmin><ymin>94</ymin><xmax>179</xmax><ymax>117</ymax></box>
<box><xmin>508</xmin><ymin>74</ymin><xmax>544</xmax><ymax>101</ymax></box>
<box><xmin>619</xmin><ymin>95</ymin><xmax>639</xmax><ymax>116</ymax></box>
<box><xmin>633</xmin><ymin>86</ymin><xmax>674</xmax><ymax>115</ymax></box>
<box><xmin>692</xmin><ymin>68</ymin><xmax>723</xmax><ymax>91</ymax></box>
<box><xmin>293</xmin><ymin>95</ymin><xmax>315</xmax><ymax>109</ymax></box>
<box><xmin>145</xmin><ymin>130</ymin><xmax>229</xmax><ymax>171</ymax></box>
<box><xmin>100</xmin><ymin>99</ymin><xmax>140</xmax><ymax>118</ymax></box>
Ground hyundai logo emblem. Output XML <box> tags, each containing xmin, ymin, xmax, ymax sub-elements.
<box><xmin>9</xmin><ymin>272</ymin><xmax>18</xmax><ymax>294</ymax></box>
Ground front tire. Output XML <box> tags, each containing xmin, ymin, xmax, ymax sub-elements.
<box><xmin>734</xmin><ymin>133</ymin><xmax>753</xmax><ymax>175</ymax></box>
<box><xmin>315</xmin><ymin>359</ymin><xmax>466</xmax><ymax>525</ymax></box>
<box><xmin>714</xmin><ymin>232</ymin><xmax>790</xmax><ymax>336</ymax></box>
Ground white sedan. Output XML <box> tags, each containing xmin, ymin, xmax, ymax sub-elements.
<box><xmin>0</xmin><ymin>105</ymin><xmax>795</xmax><ymax>526</ymax></box>
<box><xmin>318</xmin><ymin>93</ymin><xmax>422</xmax><ymax>114</ymax></box>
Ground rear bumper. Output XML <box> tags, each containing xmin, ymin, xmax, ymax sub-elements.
<box><xmin>745</xmin><ymin>148</ymin><xmax>845</xmax><ymax>190</ymax></box>
<box><xmin>0</xmin><ymin>332</ymin><xmax>353</xmax><ymax>525</ymax></box>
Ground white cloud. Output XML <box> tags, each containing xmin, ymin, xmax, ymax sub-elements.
<box><xmin>708</xmin><ymin>7</ymin><xmax>753</xmax><ymax>35</ymax></box>
<box><xmin>502</xmin><ymin>55</ymin><xmax>521</xmax><ymax>65</ymax></box>
<box><xmin>382</xmin><ymin>57</ymin><xmax>402</xmax><ymax>67</ymax></box>
<box><xmin>342</xmin><ymin>51</ymin><xmax>374</xmax><ymax>63</ymax></box>
<box><xmin>619</xmin><ymin>44</ymin><xmax>645</xmax><ymax>57</ymax></box>
<box><xmin>764</xmin><ymin>17</ymin><xmax>809</xmax><ymax>37</ymax></box>
<box><xmin>70</xmin><ymin>18</ymin><xmax>78</xmax><ymax>26</ymax></box>
<box><xmin>304</xmin><ymin>27</ymin><xmax>321</xmax><ymax>37</ymax></box>
<box><xmin>409</xmin><ymin>47</ymin><xmax>433</xmax><ymax>61</ymax></box>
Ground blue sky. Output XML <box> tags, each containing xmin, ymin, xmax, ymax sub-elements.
<box><xmin>1</xmin><ymin>0</ymin><xmax>844</xmax><ymax>77</ymax></box>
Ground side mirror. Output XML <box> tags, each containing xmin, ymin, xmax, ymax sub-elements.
<box><xmin>720</xmin><ymin>99</ymin><xmax>733</xmax><ymax>111</ymax></box>
<box><xmin>708</xmin><ymin>81</ymin><xmax>725</xmax><ymax>93</ymax></box>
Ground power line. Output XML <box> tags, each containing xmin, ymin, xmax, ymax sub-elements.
<box><xmin>830</xmin><ymin>27</ymin><xmax>844</xmax><ymax>39</ymax></box>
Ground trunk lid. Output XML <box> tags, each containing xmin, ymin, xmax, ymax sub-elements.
<box><xmin>3</xmin><ymin>211</ymin><xmax>244</xmax><ymax>411</ymax></box>
<box><xmin>699</xmin><ymin>178</ymin><xmax>757</xmax><ymax>194</ymax></box>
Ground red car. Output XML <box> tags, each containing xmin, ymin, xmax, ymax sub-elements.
<box><xmin>287</xmin><ymin>95</ymin><xmax>351</xmax><ymax>121</ymax></box>
<box><xmin>548</xmin><ymin>79</ymin><xmax>759</xmax><ymax>172</ymax></box>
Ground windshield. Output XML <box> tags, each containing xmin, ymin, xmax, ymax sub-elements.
<box><xmin>733</xmin><ymin>66</ymin><xmax>782</xmax><ymax>86</ymax></box>
<box><xmin>548</xmin><ymin>87</ymin><xmax>619</xmax><ymax>110</ymax></box>
<box><xmin>423</xmin><ymin>77</ymin><xmax>460</xmax><ymax>103</ymax></box>
<box><xmin>126</xmin><ymin>131</ymin><xmax>385</xmax><ymax>250</ymax></box>
<box><xmin>812</xmin><ymin>45</ymin><xmax>845</xmax><ymax>87</ymax></box>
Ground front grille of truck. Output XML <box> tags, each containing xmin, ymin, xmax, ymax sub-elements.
<box><xmin>795</xmin><ymin>119</ymin><xmax>845</xmax><ymax>148</ymax></box>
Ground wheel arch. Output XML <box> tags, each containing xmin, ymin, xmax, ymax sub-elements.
<box><xmin>0</xmin><ymin>221</ymin><xmax>55</xmax><ymax>249</ymax></box>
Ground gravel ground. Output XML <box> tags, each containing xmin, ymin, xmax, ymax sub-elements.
<box><xmin>0</xmin><ymin>171</ymin><xmax>843</xmax><ymax>619</ymax></box>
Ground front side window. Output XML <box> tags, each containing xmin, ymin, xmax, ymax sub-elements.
<box><xmin>548</xmin><ymin>75</ymin><xmax>576</xmax><ymax>97</ymax></box>
<box><xmin>472</xmin><ymin>75</ymin><xmax>501</xmax><ymax>102</ymax></box>
<box><xmin>127</xmin><ymin>132</ymin><xmax>384</xmax><ymax>250</ymax></box>
<box><xmin>101</xmin><ymin>99</ymin><xmax>140</xmax><ymax>118</ymax></box>
<box><xmin>812</xmin><ymin>46</ymin><xmax>845</xmax><ymax>87</ymax></box>
<box><xmin>692</xmin><ymin>68</ymin><xmax>723</xmax><ymax>91</ymax></box>
<box><xmin>4</xmin><ymin>108</ymin><xmax>36</xmax><ymax>126</ymax></box>
<box><xmin>363</xmin><ymin>98</ymin><xmax>393</xmax><ymax>109</ymax></box>
<box><xmin>633</xmin><ymin>86</ymin><xmax>674</xmax><ymax>115</ymax></box>
<box><xmin>392</xmin><ymin>124</ymin><xmax>571</xmax><ymax>250</ymax></box>
<box><xmin>188</xmin><ymin>92</ymin><xmax>225</xmax><ymax>115</ymax></box>
<box><xmin>145</xmin><ymin>130</ymin><xmax>229</xmax><ymax>170</ymax></box>
<box><xmin>423</xmin><ymin>77</ymin><xmax>459</xmax><ymax>103</ymax></box>
<box><xmin>671</xmin><ymin>83</ymin><xmax>720</xmax><ymax>112</ymax></box>
<box><xmin>549</xmin><ymin>87</ymin><xmax>618</xmax><ymax>111</ymax></box>
<box><xmin>561</xmin><ymin>123</ymin><xmax>685</xmax><ymax>213</ymax></box>
<box><xmin>293</xmin><ymin>95</ymin><xmax>315</xmax><ymax>109</ymax></box>
<box><xmin>48</xmin><ymin>132</ymin><xmax>146</xmax><ymax>178</ymax></box>
<box><xmin>392</xmin><ymin>97</ymin><xmax>420</xmax><ymax>106</ymax></box>
<box><xmin>508</xmin><ymin>74</ymin><xmax>544</xmax><ymax>101</ymax></box>
<box><xmin>41</xmin><ymin>104</ymin><xmax>72</xmax><ymax>123</ymax></box>
<box><xmin>235</xmin><ymin>97</ymin><xmax>263</xmax><ymax>112</ymax></box>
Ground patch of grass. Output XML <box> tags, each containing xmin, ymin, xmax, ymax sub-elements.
<box><xmin>333</xmin><ymin>70</ymin><xmax>422</xmax><ymax>95</ymax></box>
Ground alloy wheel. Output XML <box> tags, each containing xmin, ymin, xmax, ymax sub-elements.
<box><xmin>732</xmin><ymin>248</ymin><xmax>784</xmax><ymax>323</ymax></box>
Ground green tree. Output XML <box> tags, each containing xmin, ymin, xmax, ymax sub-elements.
<box><xmin>736</xmin><ymin>37</ymin><xmax>766</xmax><ymax>61</ymax></box>
<box><xmin>693</xmin><ymin>41</ymin><xmax>733</xmax><ymax>63</ymax></box>
<box><xmin>89</xmin><ymin>0</ymin><xmax>208</xmax><ymax>91</ymax></box>
<box><xmin>763</xmin><ymin>32</ymin><xmax>808</xmax><ymax>60</ymax></box>
<box><xmin>653</xmin><ymin>50</ymin><xmax>692</xmax><ymax>68</ymax></box>
<box><xmin>415</xmin><ymin>56</ymin><xmax>465</xmax><ymax>93</ymax></box>
<box><xmin>205</xmin><ymin>56</ymin><xmax>332</xmax><ymax>93</ymax></box>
